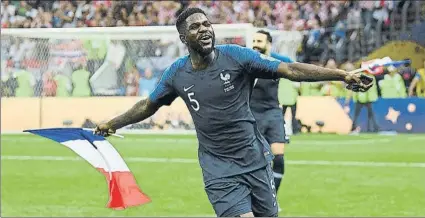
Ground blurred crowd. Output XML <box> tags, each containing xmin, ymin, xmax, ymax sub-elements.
<box><xmin>1</xmin><ymin>0</ymin><xmax>398</xmax><ymax>30</ymax></box>
<box><xmin>1</xmin><ymin>0</ymin><xmax>424</xmax><ymax>99</ymax></box>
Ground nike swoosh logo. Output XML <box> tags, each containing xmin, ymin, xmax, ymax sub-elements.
<box><xmin>183</xmin><ymin>85</ymin><xmax>195</xmax><ymax>92</ymax></box>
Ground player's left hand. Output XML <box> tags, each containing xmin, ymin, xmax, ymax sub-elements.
<box><xmin>344</xmin><ymin>73</ymin><xmax>373</xmax><ymax>92</ymax></box>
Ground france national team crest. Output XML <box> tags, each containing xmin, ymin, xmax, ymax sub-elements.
<box><xmin>220</xmin><ymin>71</ymin><xmax>234</xmax><ymax>92</ymax></box>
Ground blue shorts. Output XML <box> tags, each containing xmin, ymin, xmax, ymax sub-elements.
<box><xmin>204</xmin><ymin>164</ymin><xmax>278</xmax><ymax>217</ymax></box>
<box><xmin>252</xmin><ymin>108</ymin><xmax>289</xmax><ymax>144</ymax></box>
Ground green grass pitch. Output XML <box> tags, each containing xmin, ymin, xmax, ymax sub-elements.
<box><xmin>1</xmin><ymin>133</ymin><xmax>425</xmax><ymax>217</ymax></box>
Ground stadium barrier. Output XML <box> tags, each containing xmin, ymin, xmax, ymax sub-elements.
<box><xmin>3</xmin><ymin>96</ymin><xmax>424</xmax><ymax>134</ymax></box>
<box><xmin>2</xmin><ymin>96</ymin><xmax>353</xmax><ymax>134</ymax></box>
<box><xmin>338</xmin><ymin>97</ymin><xmax>425</xmax><ymax>133</ymax></box>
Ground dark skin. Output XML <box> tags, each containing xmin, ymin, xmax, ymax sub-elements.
<box><xmin>95</xmin><ymin>13</ymin><xmax>372</xmax><ymax>217</ymax></box>
<box><xmin>95</xmin><ymin>13</ymin><xmax>372</xmax><ymax>140</ymax></box>
<box><xmin>180</xmin><ymin>13</ymin><xmax>216</xmax><ymax>70</ymax></box>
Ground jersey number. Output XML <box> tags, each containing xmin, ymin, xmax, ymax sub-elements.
<box><xmin>187</xmin><ymin>92</ymin><xmax>200</xmax><ymax>111</ymax></box>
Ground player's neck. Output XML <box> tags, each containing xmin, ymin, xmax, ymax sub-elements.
<box><xmin>189</xmin><ymin>49</ymin><xmax>216</xmax><ymax>70</ymax></box>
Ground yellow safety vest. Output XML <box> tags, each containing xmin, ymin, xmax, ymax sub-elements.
<box><xmin>416</xmin><ymin>69</ymin><xmax>425</xmax><ymax>97</ymax></box>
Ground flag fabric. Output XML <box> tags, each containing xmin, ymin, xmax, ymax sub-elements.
<box><xmin>24</xmin><ymin>128</ymin><xmax>151</xmax><ymax>210</ymax></box>
<box><xmin>361</xmin><ymin>57</ymin><xmax>391</xmax><ymax>75</ymax></box>
<box><xmin>362</xmin><ymin>57</ymin><xmax>409</xmax><ymax>75</ymax></box>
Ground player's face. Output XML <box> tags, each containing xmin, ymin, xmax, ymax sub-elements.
<box><xmin>184</xmin><ymin>13</ymin><xmax>215</xmax><ymax>56</ymax></box>
<box><xmin>252</xmin><ymin>33</ymin><xmax>270</xmax><ymax>54</ymax></box>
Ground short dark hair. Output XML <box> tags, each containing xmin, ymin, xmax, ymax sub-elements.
<box><xmin>176</xmin><ymin>7</ymin><xmax>207</xmax><ymax>34</ymax></box>
<box><xmin>403</xmin><ymin>58</ymin><xmax>411</xmax><ymax>67</ymax></box>
<box><xmin>256</xmin><ymin>30</ymin><xmax>272</xmax><ymax>43</ymax></box>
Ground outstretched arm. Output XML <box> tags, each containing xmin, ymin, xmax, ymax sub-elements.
<box><xmin>94</xmin><ymin>98</ymin><xmax>162</xmax><ymax>136</ymax></box>
<box><xmin>106</xmin><ymin>98</ymin><xmax>160</xmax><ymax>130</ymax></box>
<box><xmin>266</xmin><ymin>52</ymin><xmax>347</xmax><ymax>82</ymax></box>
<box><xmin>277</xmin><ymin>62</ymin><xmax>373</xmax><ymax>92</ymax></box>
<box><xmin>277</xmin><ymin>62</ymin><xmax>347</xmax><ymax>82</ymax></box>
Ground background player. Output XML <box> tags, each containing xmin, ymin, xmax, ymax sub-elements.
<box><xmin>95</xmin><ymin>7</ymin><xmax>373</xmax><ymax>217</ymax></box>
<box><xmin>250</xmin><ymin>30</ymin><xmax>292</xmax><ymax>212</ymax></box>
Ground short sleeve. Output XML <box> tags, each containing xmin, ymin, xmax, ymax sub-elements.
<box><xmin>220</xmin><ymin>45</ymin><xmax>281</xmax><ymax>79</ymax></box>
<box><xmin>271</xmin><ymin>52</ymin><xmax>294</xmax><ymax>63</ymax></box>
<box><xmin>148</xmin><ymin>66</ymin><xmax>178</xmax><ymax>106</ymax></box>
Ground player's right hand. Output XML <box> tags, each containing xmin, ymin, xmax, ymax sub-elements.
<box><xmin>94</xmin><ymin>123</ymin><xmax>116</xmax><ymax>137</ymax></box>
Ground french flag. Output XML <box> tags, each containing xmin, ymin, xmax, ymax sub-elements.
<box><xmin>24</xmin><ymin>128</ymin><xmax>151</xmax><ymax>210</ymax></box>
<box><xmin>361</xmin><ymin>57</ymin><xmax>409</xmax><ymax>75</ymax></box>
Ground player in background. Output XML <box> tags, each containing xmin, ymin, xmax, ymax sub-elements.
<box><xmin>250</xmin><ymin>30</ymin><xmax>292</xmax><ymax>212</ymax></box>
<box><xmin>95</xmin><ymin>8</ymin><xmax>373</xmax><ymax>217</ymax></box>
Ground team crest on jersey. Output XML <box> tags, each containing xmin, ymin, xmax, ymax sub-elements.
<box><xmin>260</xmin><ymin>54</ymin><xmax>278</xmax><ymax>62</ymax></box>
<box><xmin>220</xmin><ymin>71</ymin><xmax>234</xmax><ymax>92</ymax></box>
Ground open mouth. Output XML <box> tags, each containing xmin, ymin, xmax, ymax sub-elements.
<box><xmin>199</xmin><ymin>35</ymin><xmax>212</xmax><ymax>45</ymax></box>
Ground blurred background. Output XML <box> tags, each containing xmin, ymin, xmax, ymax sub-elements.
<box><xmin>1</xmin><ymin>1</ymin><xmax>425</xmax><ymax>217</ymax></box>
<box><xmin>1</xmin><ymin>1</ymin><xmax>424</xmax><ymax>134</ymax></box>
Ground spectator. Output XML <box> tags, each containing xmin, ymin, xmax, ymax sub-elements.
<box><xmin>124</xmin><ymin>66</ymin><xmax>139</xmax><ymax>96</ymax></box>
<box><xmin>138</xmin><ymin>67</ymin><xmax>157</xmax><ymax>97</ymax></box>
<box><xmin>71</xmin><ymin>63</ymin><xmax>91</xmax><ymax>97</ymax></box>
<box><xmin>76</xmin><ymin>18</ymin><xmax>86</xmax><ymax>27</ymax></box>
<box><xmin>345</xmin><ymin>65</ymin><xmax>380</xmax><ymax>133</ymax></box>
<box><xmin>82</xmin><ymin>38</ymin><xmax>108</xmax><ymax>74</ymax></box>
<box><xmin>359</xmin><ymin>0</ymin><xmax>374</xmax><ymax>31</ymax></box>
<box><xmin>379</xmin><ymin>66</ymin><xmax>407</xmax><ymax>98</ymax></box>
<box><xmin>40</xmin><ymin>12</ymin><xmax>53</xmax><ymax>28</ymax></box>
<box><xmin>54</xmin><ymin>71</ymin><xmax>72</xmax><ymax>97</ymax></box>
<box><xmin>279</xmin><ymin>77</ymin><xmax>300</xmax><ymax>134</ymax></box>
<box><xmin>372</xmin><ymin>0</ymin><xmax>393</xmax><ymax>27</ymax></box>
<box><xmin>14</xmin><ymin>64</ymin><xmax>35</xmax><ymax>97</ymax></box>
<box><xmin>42</xmin><ymin>71</ymin><xmax>57</xmax><ymax>97</ymax></box>
<box><xmin>1</xmin><ymin>66</ymin><xmax>18</xmax><ymax>97</ymax></box>
<box><xmin>398</xmin><ymin>59</ymin><xmax>417</xmax><ymax>90</ymax></box>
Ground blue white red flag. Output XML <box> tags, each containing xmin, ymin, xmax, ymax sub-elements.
<box><xmin>24</xmin><ymin>128</ymin><xmax>151</xmax><ymax>210</ymax></box>
<box><xmin>361</xmin><ymin>57</ymin><xmax>410</xmax><ymax>75</ymax></box>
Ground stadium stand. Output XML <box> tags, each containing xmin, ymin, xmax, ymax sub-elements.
<box><xmin>1</xmin><ymin>0</ymin><xmax>424</xmax><ymax>98</ymax></box>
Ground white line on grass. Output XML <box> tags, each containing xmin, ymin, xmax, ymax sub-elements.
<box><xmin>0</xmin><ymin>137</ymin><xmax>395</xmax><ymax>145</ymax></box>
<box><xmin>4</xmin><ymin>204</ymin><xmax>216</xmax><ymax>217</ymax></box>
<box><xmin>2</xmin><ymin>155</ymin><xmax>425</xmax><ymax>168</ymax></box>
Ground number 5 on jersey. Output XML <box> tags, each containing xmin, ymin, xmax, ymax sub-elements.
<box><xmin>187</xmin><ymin>92</ymin><xmax>200</xmax><ymax>111</ymax></box>
<box><xmin>183</xmin><ymin>85</ymin><xmax>200</xmax><ymax>111</ymax></box>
